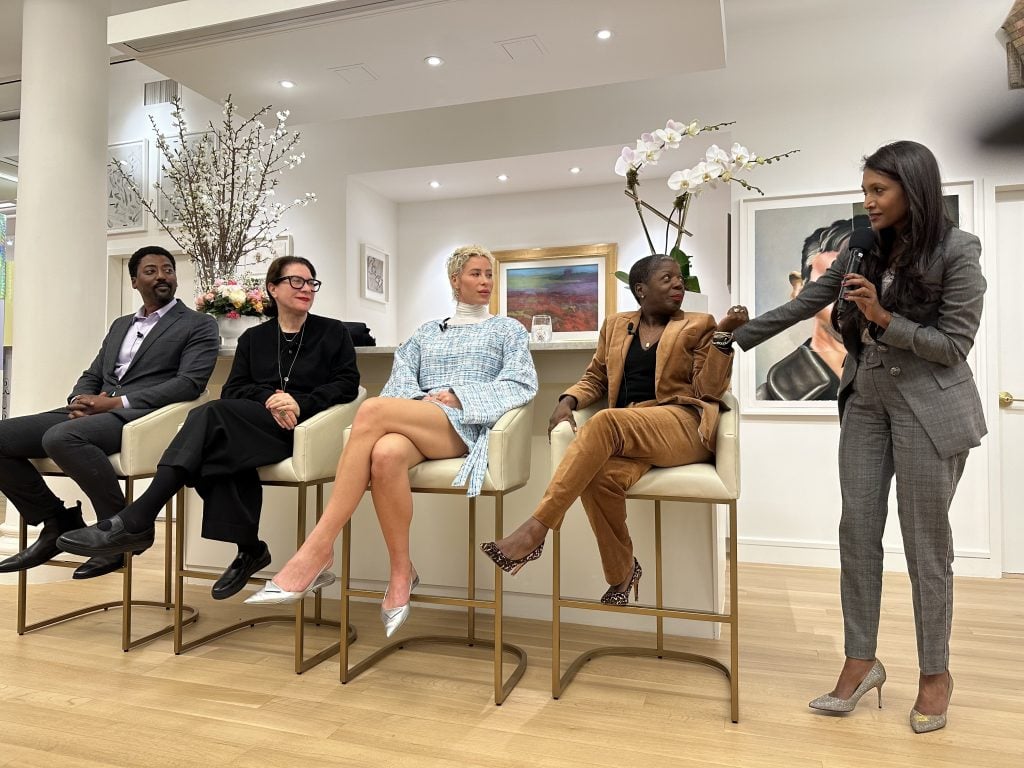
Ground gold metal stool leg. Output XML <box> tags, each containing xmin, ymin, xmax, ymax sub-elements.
<box><xmin>551</xmin><ymin>499</ymin><xmax>738</xmax><ymax>722</ymax></box>
<box><xmin>15</xmin><ymin>480</ymin><xmax>197</xmax><ymax>651</ymax></box>
<box><xmin>340</xmin><ymin>491</ymin><xmax>527</xmax><ymax>704</ymax></box>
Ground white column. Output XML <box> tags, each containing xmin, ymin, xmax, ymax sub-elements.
<box><xmin>0</xmin><ymin>0</ymin><xmax>110</xmax><ymax>575</ymax></box>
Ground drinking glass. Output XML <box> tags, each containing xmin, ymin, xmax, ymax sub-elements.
<box><xmin>531</xmin><ymin>314</ymin><xmax>553</xmax><ymax>343</ymax></box>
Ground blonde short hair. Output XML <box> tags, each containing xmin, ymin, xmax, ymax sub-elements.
<box><xmin>446</xmin><ymin>244</ymin><xmax>495</xmax><ymax>300</ymax></box>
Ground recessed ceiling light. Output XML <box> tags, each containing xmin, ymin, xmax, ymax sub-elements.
<box><xmin>497</xmin><ymin>174</ymin><xmax>509</xmax><ymax>182</ymax></box>
<box><xmin>569</xmin><ymin>166</ymin><xmax>581</xmax><ymax>174</ymax></box>
<box><xmin>595</xmin><ymin>29</ymin><xmax>613</xmax><ymax>41</ymax></box>
<box><xmin>429</xmin><ymin>180</ymin><xmax>441</xmax><ymax>189</ymax></box>
<box><xmin>424</xmin><ymin>56</ymin><xmax>444</xmax><ymax>67</ymax></box>
<box><xmin>279</xmin><ymin>80</ymin><xmax>295</xmax><ymax>88</ymax></box>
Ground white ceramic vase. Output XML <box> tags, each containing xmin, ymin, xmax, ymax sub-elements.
<box><xmin>216</xmin><ymin>315</ymin><xmax>261</xmax><ymax>352</ymax></box>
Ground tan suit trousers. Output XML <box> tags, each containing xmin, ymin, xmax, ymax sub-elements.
<box><xmin>533</xmin><ymin>405</ymin><xmax>712</xmax><ymax>585</ymax></box>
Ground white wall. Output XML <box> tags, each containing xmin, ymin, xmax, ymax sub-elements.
<box><xmin>393</xmin><ymin>180</ymin><xmax>730</xmax><ymax>343</ymax></box>
<box><xmin>344</xmin><ymin>178</ymin><xmax>398</xmax><ymax>342</ymax></box>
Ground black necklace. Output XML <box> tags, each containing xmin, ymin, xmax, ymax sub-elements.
<box><xmin>276</xmin><ymin>320</ymin><xmax>306</xmax><ymax>391</ymax></box>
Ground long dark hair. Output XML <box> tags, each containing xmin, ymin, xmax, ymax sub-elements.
<box><xmin>264</xmin><ymin>256</ymin><xmax>317</xmax><ymax>318</ymax></box>
<box><xmin>848</xmin><ymin>141</ymin><xmax>950</xmax><ymax>332</ymax></box>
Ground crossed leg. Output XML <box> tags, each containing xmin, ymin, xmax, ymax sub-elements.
<box><xmin>271</xmin><ymin>397</ymin><xmax>466</xmax><ymax>597</ymax></box>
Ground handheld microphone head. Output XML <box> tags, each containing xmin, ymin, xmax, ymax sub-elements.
<box><xmin>848</xmin><ymin>227</ymin><xmax>875</xmax><ymax>254</ymax></box>
<box><xmin>836</xmin><ymin>229</ymin><xmax>874</xmax><ymax>314</ymax></box>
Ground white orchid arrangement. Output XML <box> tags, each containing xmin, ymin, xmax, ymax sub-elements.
<box><xmin>110</xmin><ymin>95</ymin><xmax>317</xmax><ymax>292</ymax></box>
<box><xmin>615</xmin><ymin>119</ymin><xmax>798</xmax><ymax>292</ymax></box>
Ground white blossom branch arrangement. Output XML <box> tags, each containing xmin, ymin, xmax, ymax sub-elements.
<box><xmin>110</xmin><ymin>94</ymin><xmax>316</xmax><ymax>289</ymax></box>
<box><xmin>614</xmin><ymin>119</ymin><xmax>798</xmax><ymax>292</ymax></box>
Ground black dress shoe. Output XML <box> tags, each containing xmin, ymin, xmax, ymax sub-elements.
<box><xmin>57</xmin><ymin>516</ymin><xmax>154</xmax><ymax>558</ymax></box>
<box><xmin>211</xmin><ymin>542</ymin><xmax>272</xmax><ymax>600</ymax></box>
<box><xmin>0</xmin><ymin>505</ymin><xmax>86</xmax><ymax>573</ymax></box>
<box><xmin>73</xmin><ymin>553</ymin><xmax>128</xmax><ymax>580</ymax></box>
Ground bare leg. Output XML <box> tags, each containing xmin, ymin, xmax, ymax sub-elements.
<box><xmin>369</xmin><ymin>433</ymin><xmax>427</xmax><ymax>609</ymax></box>
<box><xmin>490</xmin><ymin>518</ymin><xmax>550</xmax><ymax>561</ymax></box>
<box><xmin>915</xmin><ymin>671</ymin><xmax>952</xmax><ymax>715</ymax></box>
<box><xmin>272</xmin><ymin>398</ymin><xmax>466</xmax><ymax>591</ymax></box>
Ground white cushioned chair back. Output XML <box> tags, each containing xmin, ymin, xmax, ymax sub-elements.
<box><xmin>259</xmin><ymin>387</ymin><xmax>367</xmax><ymax>483</ymax></box>
<box><xmin>549</xmin><ymin>391</ymin><xmax>740</xmax><ymax>501</ymax></box>
<box><xmin>117</xmin><ymin>392</ymin><xmax>212</xmax><ymax>476</ymax></box>
<box><xmin>30</xmin><ymin>393</ymin><xmax>212</xmax><ymax>478</ymax></box>
<box><xmin>342</xmin><ymin>401</ymin><xmax>535</xmax><ymax>493</ymax></box>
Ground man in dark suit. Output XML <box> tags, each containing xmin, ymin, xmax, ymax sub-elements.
<box><xmin>0</xmin><ymin>245</ymin><xmax>219</xmax><ymax>579</ymax></box>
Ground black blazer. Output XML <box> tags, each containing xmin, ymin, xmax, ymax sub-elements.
<box><xmin>69</xmin><ymin>300</ymin><xmax>220</xmax><ymax>421</ymax></box>
<box><xmin>222</xmin><ymin>314</ymin><xmax>361</xmax><ymax>422</ymax></box>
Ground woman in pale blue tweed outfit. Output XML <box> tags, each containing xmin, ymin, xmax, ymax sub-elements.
<box><xmin>248</xmin><ymin>245</ymin><xmax>537</xmax><ymax>637</ymax></box>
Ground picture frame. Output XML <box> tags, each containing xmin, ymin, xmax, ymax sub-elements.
<box><xmin>156</xmin><ymin>131</ymin><xmax>215</xmax><ymax>227</ymax></box>
<box><xmin>107</xmin><ymin>140</ymin><xmax>147</xmax><ymax>233</ymax></box>
<box><xmin>737</xmin><ymin>181</ymin><xmax>974</xmax><ymax>415</ymax></box>
<box><xmin>237</xmin><ymin>234</ymin><xmax>293</xmax><ymax>278</ymax></box>
<box><xmin>490</xmin><ymin>243</ymin><xmax>617</xmax><ymax>341</ymax></box>
<box><xmin>361</xmin><ymin>243</ymin><xmax>389</xmax><ymax>304</ymax></box>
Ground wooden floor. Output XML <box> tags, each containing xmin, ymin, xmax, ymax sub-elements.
<box><xmin>1</xmin><ymin>544</ymin><xmax>1022</xmax><ymax>768</ymax></box>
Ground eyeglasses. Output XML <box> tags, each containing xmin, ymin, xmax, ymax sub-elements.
<box><xmin>273</xmin><ymin>276</ymin><xmax>322</xmax><ymax>292</ymax></box>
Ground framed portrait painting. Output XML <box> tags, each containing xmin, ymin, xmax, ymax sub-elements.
<box><xmin>361</xmin><ymin>243</ymin><xmax>389</xmax><ymax>304</ymax></box>
<box><xmin>490</xmin><ymin>243</ymin><xmax>617</xmax><ymax>341</ymax></box>
<box><xmin>738</xmin><ymin>181</ymin><xmax>974</xmax><ymax>415</ymax></box>
<box><xmin>107</xmin><ymin>140</ymin><xmax>147</xmax><ymax>233</ymax></box>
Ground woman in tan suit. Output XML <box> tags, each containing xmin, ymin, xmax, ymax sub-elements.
<box><xmin>481</xmin><ymin>254</ymin><xmax>747</xmax><ymax>603</ymax></box>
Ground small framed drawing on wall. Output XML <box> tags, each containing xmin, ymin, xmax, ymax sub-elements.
<box><xmin>361</xmin><ymin>243</ymin><xmax>388</xmax><ymax>304</ymax></box>
<box><xmin>107</xmin><ymin>140</ymin><xmax>147</xmax><ymax>233</ymax></box>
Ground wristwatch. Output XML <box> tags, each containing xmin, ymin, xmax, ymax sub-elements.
<box><xmin>712</xmin><ymin>331</ymin><xmax>734</xmax><ymax>349</ymax></box>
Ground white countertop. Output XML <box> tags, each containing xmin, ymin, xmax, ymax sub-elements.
<box><xmin>356</xmin><ymin>340</ymin><xmax>597</xmax><ymax>354</ymax></box>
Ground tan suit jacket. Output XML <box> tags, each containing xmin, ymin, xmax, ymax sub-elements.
<box><xmin>562</xmin><ymin>310</ymin><xmax>734</xmax><ymax>451</ymax></box>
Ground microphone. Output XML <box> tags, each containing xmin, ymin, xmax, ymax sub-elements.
<box><xmin>438</xmin><ymin>318</ymin><xmax>450</xmax><ymax>332</ymax></box>
<box><xmin>626</xmin><ymin>322</ymin><xmax>635</xmax><ymax>335</ymax></box>
<box><xmin>136</xmin><ymin>331</ymin><xmax>144</xmax><ymax>339</ymax></box>
<box><xmin>835</xmin><ymin>228</ymin><xmax>874</xmax><ymax>315</ymax></box>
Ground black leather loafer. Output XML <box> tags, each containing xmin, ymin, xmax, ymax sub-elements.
<box><xmin>211</xmin><ymin>542</ymin><xmax>272</xmax><ymax>600</ymax></box>
<box><xmin>73</xmin><ymin>553</ymin><xmax>129</xmax><ymax>580</ymax></box>
<box><xmin>0</xmin><ymin>505</ymin><xmax>85</xmax><ymax>573</ymax></box>
<box><xmin>57</xmin><ymin>517</ymin><xmax>154</xmax><ymax>558</ymax></box>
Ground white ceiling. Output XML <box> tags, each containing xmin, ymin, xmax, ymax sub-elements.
<box><xmin>112</xmin><ymin>0</ymin><xmax>726</xmax><ymax>124</ymax></box>
<box><xmin>0</xmin><ymin>0</ymin><xmax>727</xmax><ymax>208</ymax></box>
<box><xmin>352</xmin><ymin>138</ymin><xmax>725</xmax><ymax>204</ymax></box>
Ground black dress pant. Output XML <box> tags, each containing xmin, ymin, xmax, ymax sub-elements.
<box><xmin>0</xmin><ymin>409</ymin><xmax>125</xmax><ymax>525</ymax></box>
<box><xmin>159</xmin><ymin>399</ymin><xmax>294</xmax><ymax>545</ymax></box>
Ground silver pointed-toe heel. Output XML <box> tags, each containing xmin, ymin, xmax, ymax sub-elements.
<box><xmin>910</xmin><ymin>674</ymin><xmax>953</xmax><ymax>734</ymax></box>
<box><xmin>808</xmin><ymin>659</ymin><xmax>886</xmax><ymax>713</ymax></box>
<box><xmin>381</xmin><ymin>573</ymin><xmax>420</xmax><ymax>638</ymax></box>
<box><xmin>243</xmin><ymin>561</ymin><xmax>336</xmax><ymax>605</ymax></box>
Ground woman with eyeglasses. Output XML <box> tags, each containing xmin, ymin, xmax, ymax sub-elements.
<box><xmin>59</xmin><ymin>256</ymin><xmax>361</xmax><ymax>600</ymax></box>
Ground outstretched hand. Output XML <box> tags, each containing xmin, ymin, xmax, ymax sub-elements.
<box><xmin>717</xmin><ymin>305</ymin><xmax>749</xmax><ymax>333</ymax></box>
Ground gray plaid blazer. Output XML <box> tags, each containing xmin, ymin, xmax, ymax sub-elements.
<box><xmin>735</xmin><ymin>227</ymin><xmax>987</xmax><ymax>458</ymax></box>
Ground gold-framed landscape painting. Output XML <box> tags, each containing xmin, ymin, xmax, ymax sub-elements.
<box><xmin>490</xmin><ymin>243</ymin><xmax>617</xmax><ymax>341</ymax></box>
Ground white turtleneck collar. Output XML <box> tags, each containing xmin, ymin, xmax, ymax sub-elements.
<box><xmin>445</xmin><ymin>301</ymin><xmax>492</xmax><ymax>327</ymax></box>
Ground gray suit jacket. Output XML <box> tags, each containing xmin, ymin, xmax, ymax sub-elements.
<box><xmin>735</xmin><ymin>227</ymin><xmax>987</xmax><ymax>458</ymax></box>
<box><xmin>69</xmin><ymin>300</ymin><xmax>220</xmax><ymax>422</ymax></box>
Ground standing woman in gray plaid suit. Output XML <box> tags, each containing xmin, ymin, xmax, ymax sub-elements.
<box><xmin>246</xmin><ymin>245</ymin><xmax>538</xmax><ymax>640</ymax></box>
<box><xmin>734</xmin><ymin>141</ymin><xmax>986</xmax><ymax>733</ymax></box>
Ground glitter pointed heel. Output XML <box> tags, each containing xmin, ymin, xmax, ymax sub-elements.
<box><xmin>808</xmin><ymin>659</ymin><xmax>886</xmax><ymax>713</ymax></box>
